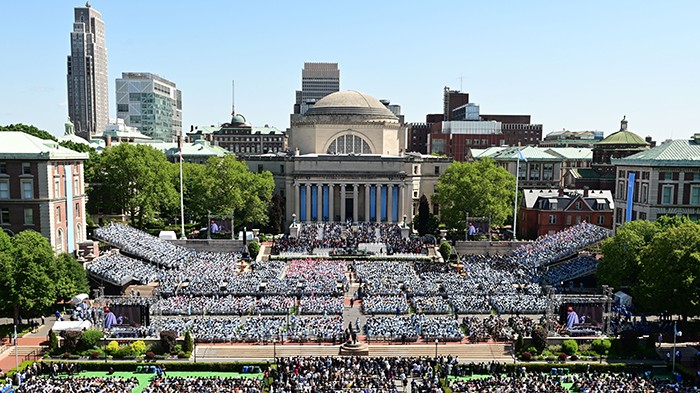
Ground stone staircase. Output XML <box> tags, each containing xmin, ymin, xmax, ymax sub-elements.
<box><xmin>6</xmin><ymin>346</ymin><xmax>44</xmax><ymax>358</ymax></box>
<box><xmin>195</xmin><ymin>343</ymin><xmax>512</xmax><ymax>361</ymax></box>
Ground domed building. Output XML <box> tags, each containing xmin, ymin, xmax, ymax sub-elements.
<box><xmin>246</xmin><ymin>90</ymin><xmax>451</xmax><ymax>224</ymax></box>
<box><xmin>573</xmin><ymin>117</ymin><xmax>652</xmax><ymax>194</ymax></box>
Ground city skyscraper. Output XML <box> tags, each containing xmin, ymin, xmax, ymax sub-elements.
<box><xmin>67</xmin><ymin>2</ymin><xmax>109</xmax><ymax>140</ymax></box>
<box><xmin>115</xmin><ymin>72</ymin><xmax>182</xmax><ymax>142</ymax></box>
<box><xmin>294</xmin><ymin>62</ymin><xmax>340</xmax><ymax>114</ymax></box>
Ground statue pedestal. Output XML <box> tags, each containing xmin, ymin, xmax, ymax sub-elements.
<box><xmin>289</xmin><ymin>224</ymin><xmax>300</xmax><ymax>238</ymax></box>
<box><xmin>339</xmin><ymin>341</ymin><xmax>369</xmax><ymax>356</ymax></box>
<box><xmin>401</xmin><ymin>227</ymin><xmax>410</xmax><ymax>239</ymax></box>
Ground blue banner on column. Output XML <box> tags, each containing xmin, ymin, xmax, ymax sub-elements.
<box><xmin>381</xmin><ymin>186</ymin><xmax>387</xmax><ymax>221</ymax></box>
<box><xmin>625</xmin><ymin>172</ymin><xmax>635</xmax><ymax>222</ymax></box>
<box><xmin>369</xmin><ymin>186</ymin><xmax>376</xmax><ymax>221</ymax></box>
<box><xmin>300</xmin><ymin>187</ymin><xmax>307</xmax><ymax>221</ymax></box>
<box><xmin>311</xmin><ymin>187</ymin><xmax>318</xmax><ymax>221</ymax></box>
<box><xmin>392</xmin><ymin>186</ymin><xmax>399</xmax><ymax>222</ymax></box>
<box><xmin>322</xmin><ymin>185</ymin><xmax>329</xmax><ymax>221</ymax></box>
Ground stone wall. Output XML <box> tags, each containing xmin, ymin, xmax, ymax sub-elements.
<box><xmin>167</xmin><ymin>239</ymin><xmax>244</xmax><ymax>253</ymax></box>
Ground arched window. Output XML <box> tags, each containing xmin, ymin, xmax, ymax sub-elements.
<box><xmin>327</xmin><ymin>134</ymin><xmax>372</xmax><ymax>155</ymax></box>
<box><xmin>56</xmin><ymin>228</ymin><xmax>64</xmax><ymax>253</ymax></box>
<box><xmin>76</xmin><ymin>223</ymin><xmax>82</xmax><ymax>243</ymax></box>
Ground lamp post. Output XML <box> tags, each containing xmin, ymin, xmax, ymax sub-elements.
<box><xmin>435</xmin><ymin>338</ymin><xmax>439</xmax><ymax>358</ymax></box>
<box><xmin>672</xmin><ymin>321</ymin><xmax>682</xmax><ymax>374</ymax></box>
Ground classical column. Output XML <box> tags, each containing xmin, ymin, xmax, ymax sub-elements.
<box><xmin>329</xmin><ymin>183</ymin><xmax>335</xmax><ymax>222</ymax></box>
<box><xmin>364</xmin><ymin>185</ymin><xmax>370</xmax><ymax>222</ymax></box>
<box><xmin>305</xmin><ymin>183</ymin><xmax>311</xmax><ymax>222</ymax></box>
<box><xmin>340</xmin><ymin>184</ymin><xmax>347</xmax><ymax>222</ymax></box>
<box><xmin>353</xmin><ymin>184</ymin><xmax>359</xmax><ymax>222</ymax></box>
<box><xmin>294</xmin><ymin>182</ymin><xmax>300</xmax><ymax>221</ymax></box>
<box><xmin>387</xmin><ymin>184</ymin><xmax>394</xmax><ymax>223</ymax></box>
<box><xmin>376</xmin><ymin>184</ymin><xmax>382</xmax><ymax>223</ymax></box>
<box><xmin>317</xmin><ymin>183</ymin><xmax>323</xmax><ymax>222</ymax></box>
<box><xmin>399</xmin><ymin>184</ymin><xmax>405</xmax><ymax>221</ymax></box>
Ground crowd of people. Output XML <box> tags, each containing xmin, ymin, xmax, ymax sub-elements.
<box><xmin>143</xmin><ymin>377</ymin><xmax>262</xmax><ymax>393</ymax></box>
<box><xmin>287</xmin><ymin>316</ymin><xmax>343</xmax><ymax>342</ymax></box>
<box><xmin>363</xmin><ymin>315</ymin><xmax>465</xmax><ymax>342</ymax></box>
<box><xmin>536</xmin><ymin>255</ymin><xmax>599</xmax><ymax>285</ymax></box>
<box><xmin>299</xmin><ymin>296</ymin><xmax>344</xmax><ymax>315</ymax></box>
<box><xmin>270</xmin><ymin>356</ymin><xmax>451</xmax><ymax>393</ymax></box>
<box><xmin>87</xmin><ymin>252</ymin><xmax>162</xmax><ymax>286</ymax></box>
<box><xmin>512</xmin><ymin>222</ymin><xmax>610</xmax><ymax>268</ymax></box>
<box><xmin>362</xmin><ymin>295</ymin><xmax>410</xmax><ymax>315</ymax></box>
<box><xmin>462</xmin><ymin>315</ymin><xmax>539</xmax><ymax>343</ymax></box>
<box><xmin>84</xmin><ymin>221</ymin><xmax>618</xmax><ymax>343</ymax></box>
<box><xmin>16</xmin><ymin>376</ymin><xmax>139</xmax><ymax>393</ymax></box>
<box><xmin>151</xmin><ymin>295</ymin><xmax>256</xmax><ymax>316</ymax></box>
<box><xmin>273</xmin><ymin>222</ymin><xmax>426</xmax><ymax>256</ymax></box>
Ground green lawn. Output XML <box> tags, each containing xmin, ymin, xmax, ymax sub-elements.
<box><xmin>58</xmin><ymin>371</ymin><xmax>263</xmax><ymax>393</ymax></box>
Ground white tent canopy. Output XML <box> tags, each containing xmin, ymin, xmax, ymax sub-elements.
<box><xmin>52</xmin><ymin>320</ymin><xmax>92</xmax><ymax>332</ymax></box>
<box><xmin>614</xmin><ymin>291</ymin><xmax>632</xmax><ymax>307</ymax></box>
<box><xmin>71</xmin><ymin>293</ymin><xmax>89</xmax><ymax>305</ymax></box>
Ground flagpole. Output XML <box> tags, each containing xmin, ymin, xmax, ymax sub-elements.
<box><xmin>14</xmin><ymin>324</ymin><xmax>18</xmax><ymax>373</ymax></box>
<box><xmin>179</xmin><ymin>148</ymin><xmax>186</xmax><ymax>240</ymax></box>
<box><xmin>512</xmin><ymin>148</ymin><xmax>520</xmax><ymax>241</ymax></box>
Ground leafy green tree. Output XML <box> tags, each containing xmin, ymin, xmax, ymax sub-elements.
<box><xmin>598</xmin><ymin>220</ymin><xmax>659</xmax><ymax>289</ymax></box>
<box><xmin>266</xmin><ymin>193</ymin><xmax>285</xmax><ymax>234</ymax></box>
<box><xmin>636</xmin><ymin>222</ymin><xmax>700</xmax><ymax>319</ymax></box>
<box><xmin>179</xmin><ymin>162</ymin><xmax>209</xmax><ymax>221</ymax></box>
<box><xmin>53</xmin><ymin>253</ymin><xmax>89</xmax><ymax>301</ymax></box>
<box><xmin>59</xmin><ymin>140</ymin><xmax>94</xmax><ymax>153</ymax></box>
<box><xmin>8</xmin><ymin>231</ymin><xmax>56</xmax><ymax>322</ymax></box>
<box><xmin>183</xmin><ymin>330</ymin><xmax>194</xmax><ymax>353</ymax></box>
<box><xmin>438</xmin><ymin>241</ymin><xmax>452</xmax><ymax>261</ymax></box>
<box><xmin>432</xmin><ymin>158</ymin><xmax>515</xmax><ymax>230</ymax></box>
<box><xmin>48</xmin><ymin>330</ymin><xmax>59</xmax><ymax>354</ymax></box>
<box><xmin>78</xmin><ymin>330</ymin><xmax>103</xmax><ymax>351</ymax></box>
<box><xmin>0</xmin><ymin>124</ymin><xmax>57</xmax><ymax>141</ymax></box>
<box><xmin>248</xmin><ymin>241</ymin><xmax>261</xmax><ymax>260</ymax></box>
<box><xmin>198</xmin><ymin>155</ymin><xmax>274</xmax><ymax>226</ymax></box>
<box><xmin>417</xmin><ymin>195</ymin><xmax>431</xmax><ymax>235</ymax></box>
<box><xmin>0</xmin><ymin>230</ymin><xmax>14</xmax><ymax>316</ymax></box>
<box><xmin>88</xmin><ymin>144</ymin><xmax>178</xmax><ymax>228</ymax></box>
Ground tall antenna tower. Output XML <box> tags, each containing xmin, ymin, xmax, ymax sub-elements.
<box><xmin>231</xmin><ymin>80</ymin><xmax>235</xmax><ymax>116</ymax></box>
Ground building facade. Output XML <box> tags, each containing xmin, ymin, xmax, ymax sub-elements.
<box><xmin>426</xmin><ymin>88</ymin><xmax>543</xmax><ymax>160</ymax></box>
<box><xmin>294</xmin><ymin>62</ymin><xmax>340</xmax><ymax>115</ymax></box>
<box><xmin>247</xmin><ymin>90</ymin><xmax>451</xmax><ymax>225</ymax></box>
<box><xmin>540</xmin><ymin>130</ymin><xmax>604</xmax><ymax>148</ymax></box>
<box><xmin>470</xmin><ymin>146</ymin><xmax>592</xmax><ymax>189</ymax></box>
<box><xmin>519</xmin><ymin>188</ymin><xmax>614</xmax><ymax>239</ymax></box>
<box><xmin>115</xmin><ymin>72</ymin><xmax>182</xmax><ymax>142</ymax></box>
<box><xmin>612</xmin><ymin>134</ymin><xmax>700</xmax><ymax>226</ymax></box>
<box><xmin>0</xmin><ymin>132</ymin><xmax>89</xmax><ymax>253</ymax></box>
<box><xmin>212</xmin><ymin>115</ymin><xmax>286</xmax><ymax>156</ymax></box>
<box><xmin>67</xmin><ymin>2</ymin><xmax>109</xmax><ymax>140</ymax></box>
<box><xmin>573</xmin><ymin>118</ymin><xmax>651</xmax><ymax>195</ymax></box>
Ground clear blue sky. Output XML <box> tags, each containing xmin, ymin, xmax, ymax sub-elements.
<box><xmin>1</xmin><ymin>1</ymin><xmax>698</xmax><ymax>143</ymax></box>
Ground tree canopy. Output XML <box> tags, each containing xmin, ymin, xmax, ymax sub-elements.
<box><xmin>432</xmin><ymin>158</ymin><xmax>516</xmax><ymax>230</ymax></box>
<box><xmin>181</xmin><ymin>155</ymin><xmax>274</xmax><ymax>228</ymax></box>
<box><xmin>86</xmin><ymin>145</ymin><xmax>275</xmax><ymax>232</ymax></box>
<box><xmin>599</xmin><ymin>217</ymin><xmax>700</xmax><ymax>319</ymax></box>
<box><xmin>0</xmin><ymin>230</ymin><xmax>88</xmax><ymax>322</ymax></box>
<box><xmin>88</xmin><ymin>143</ymin><xmax>178</xmax><ymax>228</ymax></box>
<box><xmin>0</xmin><ymin>123</ymin><xmax>57</xmax><ymax>141</ymax></box>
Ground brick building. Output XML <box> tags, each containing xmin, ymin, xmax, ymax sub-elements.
<box><xmin>519</xmin><ymin>188</ymin><xmax>614</xmax><ymax>240</ymax></box>
<box><xmin>422</xmin><ymin>87</ymin><xmax>542</xmax><ymax>160</ymax></box>
<box><xmin>0</xmin><ymin>132</ymin><xmax>88</xmax><ymax>253</ymax></box>
<box><xmin>211</xmin><ymin>114</ymin><xmax>286</xmax><ymax>156</ymax></box>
